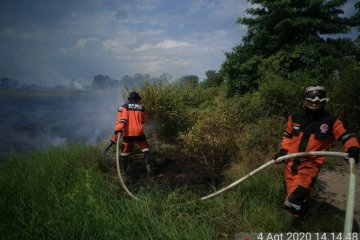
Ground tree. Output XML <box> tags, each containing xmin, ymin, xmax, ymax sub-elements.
<box><xmin>201</xmin><ymin>70</ymin><xmax>224</xmax><ymax>88</ymax></box>
<box><xmin>0</xmin><ymin>77</ymin><xmax>20</xmax><ymax>89</ymax></box>
<box><xmin>178</xmin><ymin>75</ymin><xmax>199</xmax><ymax>87</ymax></box>
<box><xmin>91</xmin><ymin>75</ymin><xmax>121</xmax><ymax>89</ymax></box>
<box><xmin>240</xmin><ymin>0</ymin><xmax>350</xmax><ymax>53</ymax></box>
<box><xmin>222</xmin><ymin>0</ymin><xmax>356</xmax><ymax>96</ymax></box>
<box><xmin>350</xmin><ymin>1</ymin><xmax>360</xmax><ymax>43</ymax></box>
<box><xmin>160</xmin><ymin>73</ymin><xmax>173</xmax><ymax>82</ymax></box>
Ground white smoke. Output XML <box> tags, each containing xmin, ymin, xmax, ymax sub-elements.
<box><xmin>0</xmin><ymin>89</ymin><xmax>123</xmax><ymax>158</ymax></box>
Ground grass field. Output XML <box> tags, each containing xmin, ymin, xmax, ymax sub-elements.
<box><xmin>0</xmin><ymin>145</ymin><xmax>352</xmax><ymax>240</ymax></box>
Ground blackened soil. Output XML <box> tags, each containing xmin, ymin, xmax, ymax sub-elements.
<box><xmin>99</xmin><ymin>151</ymin><xmax>226</xmax><ymax>195</ymax></box>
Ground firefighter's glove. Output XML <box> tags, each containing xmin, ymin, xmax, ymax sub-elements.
<box><xmin>273</xmin><ymin>148</ymin><xmax>288</xmax><ymax>163</ymax></box>
<box><xmin>114</xmin><ymin>129</ymin><xmax>123</xmax><ymax>136</ymax></box>
<box><xmin>347</xmin><ymin>146</ymin><xmax>359</xmax><ymax>164</ymax></box>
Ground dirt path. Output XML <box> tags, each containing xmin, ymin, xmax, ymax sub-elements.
<box><xmin>316</xmin><ymin>162</ymin><xmax>360</xmax><ymax>227</ymax></box>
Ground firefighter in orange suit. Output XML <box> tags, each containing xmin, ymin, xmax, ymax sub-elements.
<box><xmin>113</xmin><ymin>92</ymin><xmax>152</xmax><ymax>176</ymax></box>
<box><xmin>103</xmin><ymin>99</ymin><xmax>128</xmax><ymax>154</ymax></box>
<box><xmin>273</xmin><ymin>86</ymin><xmax>359</xmax><ymax>216</ymax></box>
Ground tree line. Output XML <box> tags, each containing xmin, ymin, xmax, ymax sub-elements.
<box><xmin>139</xmin><ymin>0</ymin><xmax>360</xmax><ymax>152</ymax></box>
<box><xmin>217</xmin><ymin>0</ymin><xmax>360</xmax><ymax>97</ymax></box>
<box><xmin>0</xmin><ymin>73</ymin><xmax>168</xmax><ymax>90</ymax></box>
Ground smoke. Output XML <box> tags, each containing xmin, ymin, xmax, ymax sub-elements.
<box><xmin>0</xmin><ymin>89</ymin><xmax>123</xmax><ymax>159</ymax></box>
<box><xmin>70</xmin><ymin>79</ymin><xmax>85</xmax><ymax>90</ymax></box>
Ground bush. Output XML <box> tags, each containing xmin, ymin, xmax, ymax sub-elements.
<box><xmin>177</xmin><ymin>85</ymin><xmax>291</xmax><ymax>167</ymax></box>
<box><xmin>257</xmin><ymin>75</ymin><xmax>304</xmax><ymax>118</ymax></box>
<box><xmin>140</xmin><ymin>81</ymin><xmax>213</xmax><ymax>142</ymax></box>
<box><xmin>178</xmin><ymin>99</ymin><xmax>243</xmax><ymax>169</ymax></box>
<box><xmin>231</xmin><ymin>92</ymin><xmax>266</xmax><ymax>123</ymax></box>
<box><xmin>327</xmin><ymin>60</ymin><xmax>360</xmax><ymax>135</ymax></box>
<box><xmin>236</xmin><ymin>117</ymin><xmax>285</xmax><ymax>162</ymax></box>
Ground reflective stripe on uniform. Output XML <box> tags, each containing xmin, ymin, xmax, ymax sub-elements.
<box><xmin>284</xmin><ymin>199</ymin><xmax>301</xmax><ymax>211</ymax></box>
<box><xmin>339</xmin><ymin>132</ymin><xmax>355</xmax><ymax>145</ymax></box>
<box><xmin>283</xmin><ymin>131</ymin><xmax>292</xmax><ymax>138</ymax></box>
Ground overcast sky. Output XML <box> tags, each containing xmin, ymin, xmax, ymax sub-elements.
<box><xmin>0</xmin><ymin>0</ymin><xmax>358</xmax><ymax>87</ymax></box>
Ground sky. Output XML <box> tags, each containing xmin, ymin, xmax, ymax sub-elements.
<box><xmin>0</xmin><ymin>0</ymin><xmax>358</xmax><ymax>87</ymax></box>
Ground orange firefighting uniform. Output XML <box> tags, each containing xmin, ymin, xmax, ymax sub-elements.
<box><xmin>280</xmin><ymin>109</ymin><xmax>359</xmax><ymax>213</ymax></box>
<box><xmin>114</xmin><ymin>103</ymin><xmax>149</xmax><ymax>156</ymax></box>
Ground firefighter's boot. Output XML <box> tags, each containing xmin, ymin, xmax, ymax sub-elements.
<box><xmin>143</xmin><ymin>151</ymin><xmax>153</xmax><ymax>175</ymax></box>
<box><xmin>120</xmin><ymin>156</ymin><xmax>129</xmax><ymax>179</ymax></box>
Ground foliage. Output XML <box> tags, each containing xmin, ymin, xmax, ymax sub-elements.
<box><xmin>222</xmin><ymin>44</ymin><xmax>262</xmax><ymax>96</ymax></box>
<box><xmin>200</xmin><ymin>70</ymin><xmax>224</xmax><ymax>88</ymax></box>
<box><xmin>0</xmin><ymin>146</ymin><xmax>215</xmax><ymax>239</ymax></box>
<box><xmin>2</xmin><ymin>1</ymin><xmax>360</xmax><ymax>236</ymax></box>
<box><xmin>140</xmin><ymin>81</ymin><xmax>213</xmax><ymax>142</ymax></box>
<box><xmin>327</xmin><ymin>59</ymin><xmax>360</xmax><ymax>135</ymax></box>
<box><xmin>350</xmin><ymin>1</ymin><xmax>360</xmax><ymax>43</ymax></box>
<box><xmin>177</xmin><ymin>75</ymin><xmax>199</xmax><ymax>87</ymax></box>
<box><xmin>0</xmin><ymin>77</ymin><xmax>20</xmax><ymax>89</ymax></box>
<box><xmin>0</xmin><ymin>144</ymin><xmax>350</xmax><ymax>239</ymax></box>
<box><xmin>92</xmin><ymin>75</ymin><xmax>122</xmax><ymax>89</ymax></box>
<box><xmin>240</xmin><ymin>0</ymin><xmax>349</xmax><ymax>51</ymax></box>
<box><xmin>257</xmin><ymin>76</ymin><xmax>304</xmax><ymax>118</ymax></box>
<box><xmin>91</xmin><ymin>73</ymin><xmax>167</xmax><ymax>90</ymax></box>
<box><xmin>178</xmin><ymin>76</ymin><xmax>302</xmax><ymax>166</ymax></box>
<box><xmin>222</xmin><ymin>0</ymin><xmax>357</xmax><ymax>96</ymax></box>
<box><xmin>178</xmin><ymin>98</ymin><xmax>243</xmax><ymax>167</ymax></box>
<box><xmin>259</xmin><ymin>39</ymin><xmax>358</xmax><ymax>84</ymax></box>
<box><xmin>236</xmin><ymin>116</ymin><xmax>285</xmax><ymax>161</ymax></box>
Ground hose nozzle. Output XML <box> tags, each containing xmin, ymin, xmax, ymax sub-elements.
<box><xmin>103</xmin><ymin>140</ymin><xmax>116</xmax><ymax>154</ymax></box>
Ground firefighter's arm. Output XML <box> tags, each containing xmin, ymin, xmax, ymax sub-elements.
<box><xmin>274</xmin><ymin>116</ymin><xmax>292</xmax><ymax>161</ymax></box>
<box><xmin>143</xmin><ymin>110</ymin><xmax>147</xmax><ymax>124</ymax></box>
<box><xmin>333</xmin><ymin>119</ymin><xmax>360</xmax><ymax>164</ymax></box>
<box><xmin>115</xmin><ymin>106</ymin><xmax>127</xmax><ymax>135</ymax></box>
<box><xmin>280</xmin><ymin>116</ymin><xmax>293</xmax><ymax>151</ymax></box>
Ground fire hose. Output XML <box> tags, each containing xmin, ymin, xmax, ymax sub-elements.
<box><xmin>115</xmin><ymin>133</ymin><xmax>143</xmax><ymax>202</ymax></box>
<box><xmin>200</xmin><ymin>151</ymin><xmax>356</xmax><ymax>234</ymax></box>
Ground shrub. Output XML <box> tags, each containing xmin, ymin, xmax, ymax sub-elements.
<box><xmin>257</xmin><ymin>75</ymin><xmax>304</xmax><ymax>118</ymax></box>
<box><xmin>178</xmin><ymin>99</ymin><xmax>243</xmax><ymax>170</ymax></box>
<box><xmin>231</xmin><ymin>92</ymin><xmax>266</xmax><ymax>123</ymax></box>
<box><xmin>327</xmin><ymin>60</ymin><xmax>360</xmax><ymax>135</ymax></box>
<box><xmin>236</xmin><ymin>116</ymin><xmax>285</xmax><ymax>163</ymax></box>
<box><xmin>140</xmin><ymin>81</ymin><xmax>213</xmax><ymax>142</ymax></box>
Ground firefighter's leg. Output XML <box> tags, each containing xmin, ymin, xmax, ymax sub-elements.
<box><xmin>284</xmin><ymin>186</ymin><xmax>310</xmax><ymax>216</ymax></box>
<box><xmin>120</xmin><ymin>154</ymin><xmax>128</xmax><ymax>175</ymax></box>
<box><xmin>120</xmin><ymin>142</ymin><xmax>132</xmax><ymax>175</ymax></box>
<box><xmin>283</xmin><ymin>165</ymin><xmax>316</xmax><ymax>216</ymax></box>
<box><xmin>138</xmin><ymin>141</ymin><xmax>152</xmax><ymax>174</ymax></box>
<box><xmin>144</xmin><ymin>151</ymin><xmax>153</xmax><ymax>175</ymax></box>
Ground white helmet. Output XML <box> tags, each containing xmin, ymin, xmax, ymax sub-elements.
<box><xmin>304</xmin><ymin>86</ymin><xmax>329</xmax><ymax>103</ymax></box>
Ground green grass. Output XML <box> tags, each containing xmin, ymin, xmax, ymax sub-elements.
<box><xmin>0</xmin><ymin>146</ymin><xmax>214</xmax><ymax>240</ymax></box>
<box><xmin>0</xmin><ymin>145</ymin><xmax>352</xmax><ymax>240</ymax></box>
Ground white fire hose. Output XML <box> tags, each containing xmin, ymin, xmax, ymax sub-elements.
<box><xmin>116</xmin><ymin>134</ymin><xmax>143</xmax><ymax>202</ymax></box>
<box><xmin>200</xmin><ymin>151</ymin><xmax>356</xmax><ymax>234</ymax></box>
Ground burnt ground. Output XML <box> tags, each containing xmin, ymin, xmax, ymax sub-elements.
<box><xmin>99</xmin><ymin>149</ymin><xmax>360</xmax><ymax>231</ymax></box>
<box><xmin>99</xmin><ymin>150</ymin><xmax>226</xmax><ymax>195</ymax></box>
